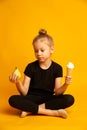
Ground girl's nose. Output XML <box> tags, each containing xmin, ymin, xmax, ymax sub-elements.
<box><xmin>37</xmin><ymin>50</ymin><xmax>41</xmax><ymax>55</ymax></box>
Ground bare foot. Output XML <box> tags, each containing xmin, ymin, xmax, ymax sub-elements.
<box><xmin>57</xmin><ymin>109</ymin><xmax>68</xmax><ymax>118</ymax></box>
<box><xmin>20</xmin><ymin>111</ymin><xmax>31</xmax><ymax>118</ymax></box>
<box><xmin>20</xmin><ymin>109</ymin><xmax>68</xmax><ymax>118</ymax></box>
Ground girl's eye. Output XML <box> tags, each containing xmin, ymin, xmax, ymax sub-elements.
<box><xmin>35</xmin><ymin>50</ymin><xmax>38</xmax><ymax>53</ymax></box>
<box><xmin>41</xmin><ymin>50</ymin><xmax>44</xmax><ymax>52</ymax></box>
<box><xmin>34</xmin><ymin>49</ymin><xmax>45</xmax><ymax>53</ymax></box>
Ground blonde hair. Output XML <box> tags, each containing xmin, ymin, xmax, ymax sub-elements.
<box><xmin>32</xmin><ymin>29</ymin><xmax>54</xmax><ymax>47</ymax></box>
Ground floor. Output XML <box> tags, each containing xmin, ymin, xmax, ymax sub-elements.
<box><xmin>0</xmin><ymin>84</ymin><xmax>87</xmax><ymax>130</ymax></box>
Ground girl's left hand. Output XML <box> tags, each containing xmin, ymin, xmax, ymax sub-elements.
<box><xmin>65</xmin><ymin>76</ymin><xmax>72</xmax><ymax>85</ymax></box>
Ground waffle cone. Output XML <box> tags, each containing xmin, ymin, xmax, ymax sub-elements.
<box><xmin>66</xmin><ymin>68</ymin><xmax>73</xmax><ymax>76</ymax></box>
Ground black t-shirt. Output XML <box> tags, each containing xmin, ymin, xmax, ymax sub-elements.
<box><xmin>24</xmin><ymin>60</ymin><xmax>63</xmax><ymax>95</ymax></box>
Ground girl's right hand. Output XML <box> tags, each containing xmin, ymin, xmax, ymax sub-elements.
<box><xmin>9</xmin><ymin>73</ymin><xmax>19</xmax><ymax>84</ymax></box>
<box><xmin>9</xmin><ymin>67</ymin><xmax>21</xmax><ymax>84</ymax></box>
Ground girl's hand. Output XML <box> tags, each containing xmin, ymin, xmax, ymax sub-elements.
<box><xmin>65</xmin><ymin>76</ymin><xmax>72</xmax><ymax>85</ymax></box>
<box><xmin>9</xmin><ymin>67</ymin><xmax>21</xmax><ymax>84</ymax></box>
<box><xmin>9</xmin><ymin>73</ymin><xmax>19</xmax><ymax>84</ymax></box>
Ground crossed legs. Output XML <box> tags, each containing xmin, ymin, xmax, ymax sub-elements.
<box><xmin>21</xmin><ymin>104</ymin><xmax>68</xmax><ymax>118</ymax></box>
<box><xmin>9</xmin><ymin>94</ymin><xmax>74</xmax><ymax>118</ymax></box>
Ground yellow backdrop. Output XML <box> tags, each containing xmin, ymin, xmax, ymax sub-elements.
<box><xmin>1</xmin><ymin>0</ymin><xmax>87</xmax><ymax>95</ymax></box>
<box><xmin>0</xmin><ymin>0</ymin><xmax>87</xmax><ymax>129</ymax></box>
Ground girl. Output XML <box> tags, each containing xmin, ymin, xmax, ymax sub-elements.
<box><xmin>9</xmin><ymin>29</ymin><xmax>74</xmax><ymax>118</ymax></box>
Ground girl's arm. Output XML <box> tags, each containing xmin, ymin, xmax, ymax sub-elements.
<box><xmin>16</xmin><ymin>75</ymin><xmax>31</xmax><ymax>95</ymax></box>
<box><xmin>54</xmin><ymin>76</ymin><xmax>72</xmax><ymax>96</ymax></box>
<box><xmin>9</xmin><ymin>74</ymin><xmax>31</xmax><ymax>96</ymax></box>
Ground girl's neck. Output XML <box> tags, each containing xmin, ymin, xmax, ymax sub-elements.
<box><xmin>39</xmin><ymin>59</ymin><xmax>52</xmax><ymax>70</ymax></box>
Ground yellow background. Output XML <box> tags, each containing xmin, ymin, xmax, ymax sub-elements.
<box><xmin>0</xmin><ymin>0</ymin><xmax>87</xmax><ymax>130</ymax></box>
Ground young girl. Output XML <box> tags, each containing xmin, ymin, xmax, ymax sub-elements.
<box><xmin>9</xmin><ymin>29</ymin><xmax>74</xmax><ymax>118</ymax></box>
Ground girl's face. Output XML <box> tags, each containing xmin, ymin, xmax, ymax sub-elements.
<box><xmin>33</xmin><ymin>39</ymin><xmax>54</xmax><ymax>63</ymax></box>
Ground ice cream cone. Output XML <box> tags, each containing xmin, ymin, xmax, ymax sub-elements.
<box><xmin>66</xmin><ymin>68</ymin><xmax>73</xmax><ymax>76</ymax></box>
<box><xmin>66</xmin><ymin>62</ymin><xmax>74</xmax><ymax>76</ymax></box>
<box><xmin>13</xmin><ymin>67</ymin><xmax>21</xmax><ymax>78</ymax></box>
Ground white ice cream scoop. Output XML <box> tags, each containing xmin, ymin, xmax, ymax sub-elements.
<box><xmin>67</xmin><ymin>62</ymin><xmax>74</xmax><ymax>69</ymax></box>
<box><xmin>66</xmin><ymin>62</ymin><xmax>74</xmax><ymax>76</ymax></box>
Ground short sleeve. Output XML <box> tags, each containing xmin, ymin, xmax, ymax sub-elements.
<box><xmin>53</xmin><ymin>62</ymin><xmax>63</xmax><ymax>78</ymax></box>
<box><xmin>55</xmin><ymin>65</ymin><xmax>63</xmax><ymax>77</ymax></box>
<box><xmin>24</xmin><ymin>63</ymin><xmax>33</xmax><ymax>78</ymax></box>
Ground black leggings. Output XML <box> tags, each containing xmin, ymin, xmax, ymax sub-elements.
<box><xmin>9</xmin><ymin>94</ymin><xmax>74</xmax><ymax>113</ymax></box>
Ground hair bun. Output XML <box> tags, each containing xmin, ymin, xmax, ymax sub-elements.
<box><xmin>39</xmin><ymin>29</ymin><xmax>47</xmax><ymax>35</ymax></box>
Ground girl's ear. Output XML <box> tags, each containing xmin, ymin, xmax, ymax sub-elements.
<box><xmin>50</xmin><ymin>46</ymin><xmax>54</xmax><ymax>54</ymax></box>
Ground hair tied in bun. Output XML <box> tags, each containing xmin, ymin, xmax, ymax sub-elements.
<box><xmin>39</xmin><ymin>29</ymin><xmax>47</xmax><ymax>35</ymax></box>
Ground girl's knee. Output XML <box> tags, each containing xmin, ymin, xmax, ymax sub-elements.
<box><xmin>8</xmin><ymin>95</ymin><xmax>18</xmax><ymax>106</ymax></box>
<box><xmin>8</xmin><ymin>95</ymin><xmax>14</xmax><ymax>105</ymax></box>
<box><xmin>67</xmin><ymin>95</ymin><xmax>75</xmax><ymax>106</ymax></box>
